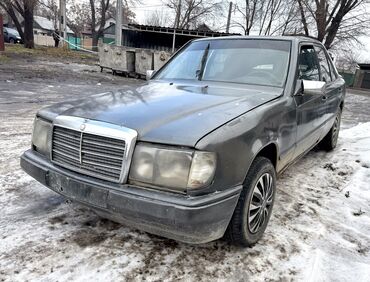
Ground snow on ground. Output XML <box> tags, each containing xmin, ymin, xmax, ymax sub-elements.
<box><xmin>0</xmin><ymin>121</ymin><xmax>369</xmax><ymax>281</ymax></box>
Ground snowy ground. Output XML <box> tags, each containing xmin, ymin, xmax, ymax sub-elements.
<box><xmin>0</xmin><ymin>51</ymin><xmax>370</xmax><ymax>281</ymax></box>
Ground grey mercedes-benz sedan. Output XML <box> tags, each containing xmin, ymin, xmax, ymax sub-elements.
<box><xmin>21</xmin><ymin>36</ymin><xmax>345</xmax><ymax>246</ymax></box>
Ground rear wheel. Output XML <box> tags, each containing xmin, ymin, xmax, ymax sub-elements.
<box><xmin>226</xmin><ymin>156</ymin><xmax>276</xmax><ymax>247</ymax></box>
<box><xmin>319</xmin><ymin>108</ymin><xmax>342</xmax><ymax>151</ymax></box>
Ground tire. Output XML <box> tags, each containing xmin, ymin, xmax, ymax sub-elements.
<box><xmin>319</xmin><ymin>108</ymin><xmax>342</xmax><ymax>151</ymax></box>
<box><xmin>9</xmin><ymin>38</ymin><xmax>15</xmax><ymax>44</ymax></box>
<box><xmin>225</xmin><ymin>156</ymin><xmax>276</xmax><ymax>247</ymax></box>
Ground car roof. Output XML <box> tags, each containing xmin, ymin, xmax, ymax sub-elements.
<box><xmin>4</xmin><ymin>27</ymin><xmax>18</xmax><ymax>32</ymax></box>
<box><xmin>194</xmin><ymin>35</ymin><xmax>321</xmax><ymax>45</ymax></box>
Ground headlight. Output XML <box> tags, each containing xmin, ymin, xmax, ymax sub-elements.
<box><xmin>129</xmin><ymin>144</ymin><xmax>216</xmax><ymax>192</ymax></box>
<box><xmin>32</xmin><ymin>117</ymin><xmax>52</xmax><ymax>157</ymax></box>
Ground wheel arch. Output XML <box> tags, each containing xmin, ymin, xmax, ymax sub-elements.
<box><xmin>254</xmin><ymin>142</ymin><xmax>279</xmax><ymax>169</ymax></box>
<box><xmin>340</xmin><ymin>100</ymin><xmax>344</xmax><ymax>110</ymax></box>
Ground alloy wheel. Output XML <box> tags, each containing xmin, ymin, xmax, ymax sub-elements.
<box><xmin>247</xmin><ymin>173</ymin><xmax>274</xmax><ymax>234</ymax></box>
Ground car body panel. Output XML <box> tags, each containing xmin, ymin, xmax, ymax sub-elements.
<box><xmin>38</xmin><ymin>81</ymin><xmax>283</xmax><ymax>147</ymax></box>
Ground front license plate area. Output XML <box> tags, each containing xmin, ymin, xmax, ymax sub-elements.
<box><xmin>48</xmin><ymin>171</ymin><xmax>108</xmax><ymax>209</ymax></box>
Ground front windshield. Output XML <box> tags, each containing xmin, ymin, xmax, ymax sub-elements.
<box><xmin>155</xmin><ymin>39</ymin><xmax>291</xmax><ymax>87</ymax></box>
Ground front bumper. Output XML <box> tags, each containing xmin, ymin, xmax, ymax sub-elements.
<box><xmin>21</xmin><ymin>150</ymin><xmax>242</xmax><ymax>244</ymax></box>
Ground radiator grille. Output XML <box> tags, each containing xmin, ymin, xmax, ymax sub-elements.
<box><xmin>52</xmin><ymin>126</ymin><xmax>126</xmax><ymax>182</ymax></box>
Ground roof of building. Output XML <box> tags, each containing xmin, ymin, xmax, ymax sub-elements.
<box><xmin>104</xmin><ymin>23</ymin><xmax>240</xmax><ymax>37</ymax></box>
<box><xmin>33</xmin><ymin>16</ymin><xmax>73</xmax><ymax>33</ymax></box>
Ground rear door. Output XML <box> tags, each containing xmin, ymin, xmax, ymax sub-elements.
<box><xmin>294</xmin><ymin>44</ymin><xmax>326</xmax><ymax>158</ymax></box>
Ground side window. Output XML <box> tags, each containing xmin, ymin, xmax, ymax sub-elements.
<box><xmin>314</xmin><ymin>46</ymin><xmax>332</xmax><ymax>83</ymax></box>
<box><xmin>298</xmin><ymin>45</ymin><xmax>320</xmax><ymax>81</ymax></box>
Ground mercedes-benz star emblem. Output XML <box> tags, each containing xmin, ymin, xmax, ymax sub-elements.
<box><xmin>80</xmin><ymin>124</ymin><xmax>86</xmax><ymax>131</ymax></box>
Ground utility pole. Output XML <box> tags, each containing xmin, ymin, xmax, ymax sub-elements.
<box><xmin>58</xmin><ymin>0</ymin><xmax>62</xmax><ymax>46</ymax></box>
<box><xmin>172</xmin><ymin>0</ymin><xmax>182</xmax><ymax>53</ymax></box>
<box><xmin>59</xmin><ymin>0</ymin><xmax>66</xmax><ymax>47</ymax></box>
<box><xmin>226</xmin><ymin>2</ymin><xmax>232</xmax><ymax>33</ymax></box>
<box><xmin>115</xmin><ymin>0</ymin><xmax>122</xmax><ymax>46</ymax></box>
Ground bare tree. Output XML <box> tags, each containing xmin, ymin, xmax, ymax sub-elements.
<box><xmin>233</xmin><ymin>0</ymin><xmax>258</xmax><ymax>35</ymax></box>
<box><xmin>35</xmin><ymin>0</ymin><xmax>58</xmax><ymax>29</ymax></box>
<box><xmin>164</xmin><ymin>0</ymin><xmax>222</xmax><ymax>29</ymax></box>
<box><xmin>89</xmin><ymin>0</ymin><xmax>111</xmax><ymax>50</ymax></box>
<box><xmin>67</xmin><ymin>0</ymin><xmax>136</xmax><ymax>49</ymax></box>
<box><xmin>335</xmin><ymin>47</ymin><xmax>361</xmax><ymax>73</ymax></box>
<box><xmin>0</xmin><ymin>0</ymin><xmax>37</xmax><ymax>48</ymax></box>
<box><xmin>66</xmin><ymin>0</ymin><xmax>93</xmax><ymax>36</ymax></box>
<box><xmin>296</xmin><ymin>0</ymin><xmax>370</xmax><ymax>49</ymax></box>
<box><xmin>232</xmin><ymin>0</ymin><xmax>299</xmax><ymax>36</ymax></box>
<box><xmin>145</xmin><ymin>9</ymin><xmax>168</xmax><ymax>26</ymax></box>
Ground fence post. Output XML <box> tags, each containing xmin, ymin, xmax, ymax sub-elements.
<box><xmin>0</xmin><ymin>15</ymin><xmax>4</xmax><ymax>51</ymax></box>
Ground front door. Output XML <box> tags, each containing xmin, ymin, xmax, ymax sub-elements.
<box><xmin>294</xmin><ymin>44</ymin><xmax>326</xmax><ymax>158</ymax></box>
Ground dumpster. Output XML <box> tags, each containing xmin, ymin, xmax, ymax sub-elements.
<box><xmin>135</xmin><ymin>49</ymin><xmax>154</xmax><ymax>76</ymax></box>
<box><xmin>98</xmin><ymin>42</ymin><xmax>112</xmax><ymax>72</ymax></box>
<box><xmin>111</xmin><ymin>45</ymin><xmax>135</xmax><ymax>75</ymax></box>
<box><xmin>98</xmin><ymin>44</ymin><xmax>170</xmax><ymax>78</ymax></box>
<box><xmin>153</xmin><ymin>51</ymin><xmax>171</xmax><ymax>71</ymax></box>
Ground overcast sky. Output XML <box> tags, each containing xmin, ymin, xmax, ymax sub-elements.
<box><xmin>131</xmin><ymin>0</ymin><xmax>369</xmax><ymax>60</ymax></box>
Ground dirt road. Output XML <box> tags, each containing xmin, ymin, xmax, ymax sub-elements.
<box><xmin>1</xmin><ymin>49</ymin><xmax>369</xmax><ymax>281</ymax></box>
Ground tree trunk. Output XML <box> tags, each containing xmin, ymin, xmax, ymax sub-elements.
<box><xmin>92</xmin><ymin>32</ymin><xmax>99</xmax><ymax>52</ymax></box>
<box><xmin>297</xmin><ymin>0</ymin><xmax>309</xmax><ymax>36</ymax></box>
<box><xmin>24</xmin><ymin>1</ymin><xmax>34</xmax><ymax>49</ymax></box>
<box><xmin>315</xmin><ymin>0</ymin><xmax>327</xmax><ymax>42</ymax></box>
<box><xmin>324</xmin><ymin>16</ymin><xmax>342</xmax><ymax>49</ymax></box>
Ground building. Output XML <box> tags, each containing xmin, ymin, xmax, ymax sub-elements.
<box><xmin>103</xmin><ymin>23</ymin><xmax>240</xmax><ymax>51</ymax></box>
<box><xmin>353</xmin><ymin>64</ymin><xmax>370</xmax><ymax>89</ymax></box>
<box><xmin>32</xmin><ymin>16</ymin><xmax>73</xmax><ymax>36</ymax></box>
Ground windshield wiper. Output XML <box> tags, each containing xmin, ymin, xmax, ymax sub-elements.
<box><xmin>196</xmin><ymin>43</ymin><xmax>210</xmax><ymax>81</ymax></box>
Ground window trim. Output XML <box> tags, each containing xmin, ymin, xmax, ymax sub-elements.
<box><xmin>326</xmin><ymin>51</ymin><xmax>339</xmax><ymax>81</ymax></box>
<box><xmin>313</xmin><ymin>44</ymin><xmax>335</xmax><ymax>83</ymax></box>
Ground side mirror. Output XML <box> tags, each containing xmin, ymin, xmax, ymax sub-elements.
<box><xmin>301</xmin><ymin>80</ymin><xmax>325</xmax><ymax>95</ymax></box>
<box><xmin>146</xmin><ymin>70</ymin><xmax>156</xmax><ymax>81</ymax></box>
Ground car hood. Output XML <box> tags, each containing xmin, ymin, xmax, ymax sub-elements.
<box><xmin>39</xmin><ymin>81</ymin><xmax>282</xmax><ymax>147</ymax></box>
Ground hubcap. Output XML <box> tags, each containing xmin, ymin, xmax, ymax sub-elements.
<box><xmin>247</xmin><ymin>173</ymin><xmax>274</xmax><ymax>234</ymax></box>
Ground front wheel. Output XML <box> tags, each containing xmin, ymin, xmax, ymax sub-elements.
<box><xmin>225</xmin><ymin>156</ymin><xmax>276</xmax><ymax>247</ymax></box>
<box><xmin>9</xmin><ymin>38</ymin><xmax>15</xmax><ymax>44</ymax></box>
<box><xmin>319</xmin><ymin>108</ymin><xmax>342</xmax><ymax>151</ymax></box>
